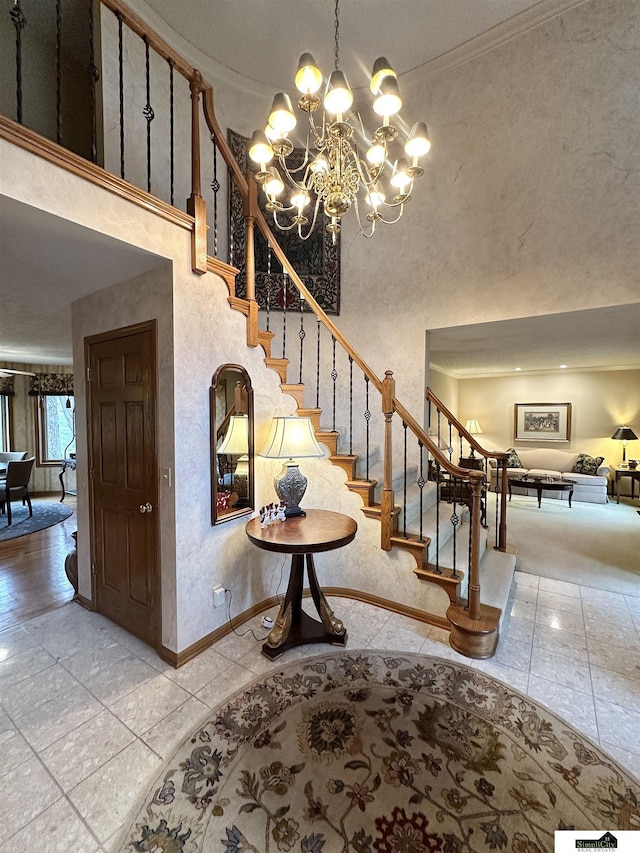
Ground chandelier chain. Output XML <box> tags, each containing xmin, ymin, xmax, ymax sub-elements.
<box><xmin>334</xmin><ymin>0</ymin><xmax>340</xmax><ymax>70</ymax></box>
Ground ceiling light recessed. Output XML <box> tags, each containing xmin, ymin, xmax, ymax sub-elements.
<box><xmin>560</xmin><ymin>364</ymin><xmax>567</xmax><ymax>369</ymax></box>
<box><xmin>514</xmin><ymin>367</ymin><xmax>521</xmax><ymax>372</ymax></box>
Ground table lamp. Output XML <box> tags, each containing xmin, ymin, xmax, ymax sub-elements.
<box><xmin>259</xmin><ymin>416</ymin><xmax>324</xmax><ymax>517</ymax></box>
<box><xmin>218</xmin><ymin>414</ymin><xmax>249</xmax><ymax>503</ymax></box>
<box><xmin>464</xmin><ymin>418</ymin><xmax>483</xmax><ymax>457</ymax></box>
<box><xmin>611</xmin><ymin>426</ymin><xmax>638</xmax><ymax>468</ymax></box>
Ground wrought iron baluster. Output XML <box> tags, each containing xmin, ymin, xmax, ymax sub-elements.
<box><xmin>116</xmin><ymin>11</ymin><xmax>125</xmax><ymax>178</ymax></box>
<box><xmin>402</xmin><ymin>421</ymin><xmax>408</xmax><ymax>538</ymax></box>
<box><xmin>56</xmin><ymin>0</ymin><xmax>62</xmax><ymax>144</ymax></box>
<box><xmin>210</xmin><ymin>135</ymin><xmax>219</xmax><ymax>256</ymax></box>
<box><xmin>265</xmin><ymin>246</ymin><xmax>272</xmax><ymax>332</ymax></box>
<box><xmin>434</xmin><ymin>461</ymin><xmax>441</xmax><ymax>573</ymax></box>
<box><xmin>142</xmin><ymin>35</ymin><xmax>155</xmax><ymax>194</ymax></box>
<box><xmin>315</xmin><ymin>319</ymin><xmax>321</xmax><ymax>409</ymax></box>
<box><xmin>448</xmin><ymin>422</ymin><xmax>453</xmax><ymax>463</ymax></box>
<box><xmin>364</xmin><ymin>376</ymin><xmax>371</xmax><ymax>481</ymax></box>
<box><xmin>168</xmin><ymin>58</ymin><xmax>175</xmax><ymax>206</ymax></box>
<box><xmin>494</xmin><ymin>460</ymin><xmax>500</xmax><ymax>549</ymax></box>
<box><xmin>298</xmin><ymin>296</ymin><xmax>306</xmax><ymax>385</ymax></box>
<box><xmin>331</xmin><ymin>336</ymin><xmax>337</xmax><ymax>432</ymax></box>
<box><xmin>418</xmin><ymin>441</ymin><xmax>425</xmax><ymax>543</ymax></box>
<box><xmin>88</xmin><ymin>0</ymin><xmax>98</xmax><ymax>163</ymax></box>
<box><xmin>348</xmin><ymin>356</ymin><xmax>353</xmax><ymax>456</ymax></box>
<box><xmin>281</xmin><ymin>272</ymin><xmax>288</xmax><ymax>359</ymax></box>
<box><xmin>451</xmin><ymin>479</ymin><xmax>459</xmax><ymax>578</ymax></box>
<box><xmin>11</xmin><ymin>0</ymin><xmax>27</xmax><ymax>124</ymax></box>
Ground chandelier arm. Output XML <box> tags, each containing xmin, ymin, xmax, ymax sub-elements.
<box><xmin>277</xmin><ymin>157</ymin><xmax>312</xmax><ymax>191</ymax></box>
<box><xmin>371</xmin><ymin>205</ymin><xmax>405</xmax><ymax>225</ymax></box>
<box><xmin>296</xmin><ymin>198</ymin><xmax>323</xmax><ymax>241</ymax></box>
<box><xmin>352</xmin><ymin>196</ymin><xmax>377</xmax><ymax>238</ymax></box>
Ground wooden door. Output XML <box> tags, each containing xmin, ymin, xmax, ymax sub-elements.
<box><xmin>86</xmin><ymin>322</ymin><xmax>159</xmax><ymax>646</ymax></box>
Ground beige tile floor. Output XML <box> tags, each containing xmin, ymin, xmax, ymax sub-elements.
<box><xmin>1</xmin><ymin>575</ymin><xmax>640</xmax><ymax>851</ymax></box>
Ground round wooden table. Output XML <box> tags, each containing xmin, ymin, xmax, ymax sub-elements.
<box><xmin>245</xmin><ymin>509</ymin><xmax>357</xmax><ymax>659</ymax></box>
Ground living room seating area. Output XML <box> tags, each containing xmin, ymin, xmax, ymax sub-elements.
<box><xmin>489</xmin><ymin>447</ymin><xmax>609</xmax><ymax>504</ymax></box>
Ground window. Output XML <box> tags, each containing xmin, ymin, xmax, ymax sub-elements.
<box><xmin>0</xmin><ymin>396</ymin><xmax>10</xmax><ymax>452</ymax></box>
<box><xmin>35</xmin><ymin>396</ymin><xmax>75</xmax><ymax>464</ymax></box>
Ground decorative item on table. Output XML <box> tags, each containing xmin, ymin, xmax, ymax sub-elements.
<box><xmin>217</xmin><ymin>414</ymin><xmax>250</xmax><ymax>506</ymax></box>
<box><xmin>259</xmin><ymin>502</ymin><xmax>287</xmax><ymax>527</ymax></box>
<box><xmin>259</xmin><ymin>416</ymin><xmax>324</xmax><ymax>517</ymax></box>
<box><xmin>464</xmin><ymin>418</ymin><xmax>482</xmax><ymax>457</ymax></box>
<box><xmin>629</xmin><ymin>459</ymin><xmax>638</xmax><ymax>470</ymax></box>
<box><xmin>247</xmin><ymin>0</ymin><xmax>431</xmax><ymax>244</ymax></box>
<box><xmin>611</xmin><ymin>426</ymin><xmax>638</xmax><ymax>468</ymax></box>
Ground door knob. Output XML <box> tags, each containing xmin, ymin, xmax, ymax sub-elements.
<box><xmin>139</xmin><ymin>502</ymin><xmax>153</xmax><ymax>513</ymax></box>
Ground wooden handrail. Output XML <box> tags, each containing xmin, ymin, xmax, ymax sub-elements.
<box><xmin>100</xmin><ymin>0</ymin><xmax>197</xmax><ymax>81</ymax></box>
<box><xmin>426</xmin><ymin>387</ymin><xmax>508</xmax><ymax>462</ymax></box>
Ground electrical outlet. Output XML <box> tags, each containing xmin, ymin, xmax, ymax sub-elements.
<box><xmin>213</xmin><ymin>586</ymin><xmax>226</xmax><ymax>608</ymax></box>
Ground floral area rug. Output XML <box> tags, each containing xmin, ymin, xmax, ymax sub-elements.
<box><xmin>122</xmin><ymin>651</ymin><xmax>640</xmax><ymax>852</ymax></box>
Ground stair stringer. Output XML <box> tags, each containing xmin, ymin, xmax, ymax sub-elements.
<box><xmin>223</xmin><ymin>296</ymin><xmax>476</xmax><ymax>629</ymax></box>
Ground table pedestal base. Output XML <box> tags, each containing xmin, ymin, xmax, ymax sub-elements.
<box><xmin>262</xmin><ymin>552</ymin><xmax>347</xmax><ymax>660</ymax></box>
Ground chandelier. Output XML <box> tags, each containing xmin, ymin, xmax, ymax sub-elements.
<box><xmin>248</xmin><ymin>0</ymin><xmax>431</xmax><ymax>242</ymax></box>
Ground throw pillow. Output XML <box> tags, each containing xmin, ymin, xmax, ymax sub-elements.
<box><xmin>572</xmin><ymin>453</ymin><xmax>603</xmax><ymax>475</ymax></box>
<box><xmin>505</xmin><ymin>447</ymin><xmax>524</xmax><ymax>468</ymax></box>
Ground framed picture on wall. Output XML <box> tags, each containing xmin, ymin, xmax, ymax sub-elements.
<box><xmin>514</xmin><ymin>402</ymin><xmax>572</xmax><ymax>442</ymax></box>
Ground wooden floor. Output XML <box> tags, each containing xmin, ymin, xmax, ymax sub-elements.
<box><xmin>0</xmin><ymin>496</ymin><xmax>78</xmax><ymax>632</ymax></box>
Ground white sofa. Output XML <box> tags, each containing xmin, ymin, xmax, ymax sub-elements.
<box><xmin>489</xmin><ymin>448</ymin><xmax>609</xmax><ymax>504</ymax></box>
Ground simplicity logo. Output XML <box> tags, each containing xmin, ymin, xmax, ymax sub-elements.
<box><xmin>575</xmin><ymin>833</ymin><xmax>618</xmax><ymax>849</ymax></box>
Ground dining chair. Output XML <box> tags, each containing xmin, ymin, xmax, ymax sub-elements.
<box><xmin>0</xmin><ymin>458</ymin><xmax>35</xmax><ymax>525</ymax></box>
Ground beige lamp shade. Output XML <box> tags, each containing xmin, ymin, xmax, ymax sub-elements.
<box><xmin>218</xmin><ymin>415</ymin><xmax>249</xmax><ymax>455</ymax></box>
<box><xmin>259</xmin><ymin>417</ymin><xmax>323</xmax><ymax>517</ymax></box>
<box><xmin>259</xmin><ymin>416</ymin><xmax>323</xmax><ymax>460</ymax></box>
<box><xmin>465</xmin><ymin>419</ymin><xmax>483</xmax><ymax>434</ymax></box>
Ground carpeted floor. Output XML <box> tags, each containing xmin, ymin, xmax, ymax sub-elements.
<box><xmin>497</xmin><ymin>495</ymin><xmax>640</xmax><ymax>597</ymax></box>
<box><xmin>0</xmin><ymin>501</ymin><xmax>74</xmax><ymax>541</ymax></box>
<box><xmin>121</xmin><ymin>650</ymin><xmax>640</xmax><ymax>853</ymax></box>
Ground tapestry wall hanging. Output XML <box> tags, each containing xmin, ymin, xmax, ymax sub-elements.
<box><xmin>228</xmin><ymin>129</ymin><xmax>341</xmax><ymax>315</ymax></box>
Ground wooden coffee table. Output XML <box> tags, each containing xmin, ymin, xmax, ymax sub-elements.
<box><xmin>508</xmin><ymin>476</ymin><xmax>575</xmax><ymax>508</ymax></box>
<box><xmin>246</xmin><ymin>509</ymin><xmax>357</xmax><ymax>659</ymax></box>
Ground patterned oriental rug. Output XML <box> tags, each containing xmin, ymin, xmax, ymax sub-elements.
<box><xmin>122</xmin><ymin>652</ymin><xmax>640</xmax><ymax>853</ymax></box>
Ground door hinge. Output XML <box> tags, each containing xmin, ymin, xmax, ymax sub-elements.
<box><xmin>89</xmin><ymin>467</ymin><xmax>95</xmax><ymax>480</ymax></box>
<box><xmin>86</xmin><ymin>367</ymin><xmax>92</xmax><ymax>381</ymax></box>
<box><xmin>91</xmin><ymin>562</ymin><xmax>97</xmax><ymax>575</ymax></box>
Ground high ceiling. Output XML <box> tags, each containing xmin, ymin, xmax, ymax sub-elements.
<box><xmin>3</xmin><ymin>0</ymin><xmax>638</xmax><ymax>378</ymax></box>
<box><xmin>142</xmin><ymin>0</ymin><xmax>548</xmax><ymax>91</ymax></box>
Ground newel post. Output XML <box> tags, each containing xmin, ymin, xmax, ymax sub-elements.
<box><xmin>380</xmin><ymin>370</ymin><xmax>395</xmax><ymax>551</ymax></box>
<box><xmin>187</xmin><ymin>71</ymin><xmax>208</xmax><ymax>275</ymax></box>
<box><xmin>243</xmin><ymin>176</ymin><xmax>259</xmax><ymax>347</ymax></box>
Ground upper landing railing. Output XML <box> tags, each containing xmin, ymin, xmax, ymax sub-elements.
<box><xmin>0</xmin><ymin>0</ymin><xmax>509</xmax><ymax>634</ymax></box>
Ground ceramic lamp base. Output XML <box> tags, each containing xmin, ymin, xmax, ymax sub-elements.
<box><xmin>274</xmin><ymin>460</ymin><xmax>307</xmax><ymax>515</ymax></box>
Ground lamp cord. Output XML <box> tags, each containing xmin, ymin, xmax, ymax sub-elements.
<box><xmin>224</xmin><ymin>554</ymin><xmax>287</xmax><ymax>642</ymax></box>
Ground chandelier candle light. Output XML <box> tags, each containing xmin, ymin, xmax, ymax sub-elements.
<box><xmin>248</xmin><ymin>0</ymin><xmax>431</xmax><ymax>242</ymax></box>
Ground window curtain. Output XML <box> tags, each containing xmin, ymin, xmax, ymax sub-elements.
<box><xmin>28</xmin><ymin>373</ymin><xmax>74</xmax><ymax>396</ymax></box>
<box><xmin>0</xmin><ymin>376</ymin><xmax>15</xmax><ymax>396</ymax></box>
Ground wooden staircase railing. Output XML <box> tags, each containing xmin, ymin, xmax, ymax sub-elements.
<box><xmin>0</xmin><ymin>0</ymin><xmax>508</xmax><ymax>658</ymax></box>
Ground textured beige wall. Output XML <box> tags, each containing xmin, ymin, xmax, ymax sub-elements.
<box><xmin>428</xmin><ymin>368</ymin><xmax>459</xmax><ymax>420</ymax></box>
<box><xmin>337</xmin><ymin>0</ymin><xmax>640</xmax><ymax>415</ymax></box>
<box><xmin>457</xmin><ymin>369</ymin><xmax>640</xmax><ymax>472</ymax></box>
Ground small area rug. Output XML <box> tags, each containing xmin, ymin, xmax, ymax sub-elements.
<box><xmin>122</xmin><ymin>651</ymin><xmax>640</xmax><ymax>852</ymax></box>
<box><xmin>0</xmin><ymin>501</ymin><xmax>73</xmax><ymax>541</ymax></box>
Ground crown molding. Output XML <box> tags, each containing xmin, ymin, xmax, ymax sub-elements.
<box><xmin>430</xmin><ymin>362</ymin><xmax>640</xmax><ymax>381</ymax></box>
<box><xmin>400</xmin><ymin>0</ymin><xmax>591</xmax><ymax>91</ymax></box>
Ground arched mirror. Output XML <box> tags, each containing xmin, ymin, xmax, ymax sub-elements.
<box><xmin>211</xmin><ymin>365</ymin><xmax>254</xmax><ymax>524</ymax></box>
